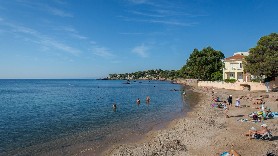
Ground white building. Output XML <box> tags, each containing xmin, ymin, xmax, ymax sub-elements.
<box><xmin>223</xmin><ymin>52</ymin><xmax>250</xmax><ymax>82</ymax></box>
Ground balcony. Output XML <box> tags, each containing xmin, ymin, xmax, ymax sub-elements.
<box><xmin>223</xmin><ymin>67</ymin><xmax>243</xmax><ymax>72</ymax></box>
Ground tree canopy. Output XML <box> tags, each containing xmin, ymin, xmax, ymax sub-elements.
<box><xmin>108</xmin><ymin>69</ymin><xmax>180</xmax><ymax>80</ymax></box>
<box><xmin>244</xmin><ymin>33</ymin><xmax>278</xmax><ymax>78</ymax></box>
<box><xmin>180</xmin><ymin>47</ymin><xmax>225</xmax><ymax>81</ymax></box>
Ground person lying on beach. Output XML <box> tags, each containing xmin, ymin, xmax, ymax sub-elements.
<box><xmin>253</xmin><ymin>99</ymin><xmax>263</xmax><ymax>105</ymax></box>
<box><xmin>246</xmin><ymin>124</ymin><xmax>270</xmax><ymax>139</ymax></box>
<box><xmin>214</xmin><ymin>97</ymin><xmax>221</xmax><ymax>102</ymax></box>
<box><xmin>220</xmin><ymin>149</ymin><xmax>241</xmax><ymax>156</ymax></box>
<box><xmin>229</xmin><ymin>149</ymin><xmax>240</xmax><ymax>156</ymax></box>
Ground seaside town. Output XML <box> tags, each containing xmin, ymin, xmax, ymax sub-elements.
<box><xmin>1</xmin><ymin>1</ymin><xmax>277</xmax><ymax>156</ymax></box>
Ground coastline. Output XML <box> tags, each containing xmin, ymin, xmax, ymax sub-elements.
<box><xmin>102</xmin><ymin>85</ymin><xmax>278</xmax><ymax>156</ymax></box>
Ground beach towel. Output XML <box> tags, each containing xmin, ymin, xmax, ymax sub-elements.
<box><xmin>271</xmin><ymin>112</ymin><xmax>278</xmax><ymax>118</ymax></box>
<box><xmin>220</xmin><ymin>152</ymin><xmax>230</xmax><ymax>156</ymax></box>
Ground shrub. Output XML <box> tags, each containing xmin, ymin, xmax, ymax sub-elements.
<box><xmin>224</xmin><ymin>79</ymin><xmax>236</xmax><ymax>83</ymax></box>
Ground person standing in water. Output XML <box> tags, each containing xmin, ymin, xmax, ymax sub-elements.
<box><xmin>136</xmin><ymin>98</ymin><xmax>140</xmax><ymax>104</ymax></box>
<box><xmin>146</xmin><ymin>96</ymin><xmax>150</xmax><ymax>103</ymax></box>
<box><xmin>112</xmin><ymin>103</ymin><xmax>117</xmax><ymax>112</ymax></box>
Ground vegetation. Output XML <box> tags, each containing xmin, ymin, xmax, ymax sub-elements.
<box><xmin>224</xmin><ymin>79</ymin><xmax>236</xmax><ymax>83</ymax></box>
<box><xmin>244</xmin><ymin>33</ymin><xmax>278</xmax><ymax>78</ymax></box>
<box><xmin>108</xmin><ymin>33</ymin><xmax>277</xmax><ymax>82</ymax></box>
<box><xmin>108</xmin><ymin>69</ymin><xmax>180</xmax><ymax>80</ymax></box>
<box><xmin>179</xmin><ymin>47</ymin><xmax>225</xmax><ymax>81</ymax></box>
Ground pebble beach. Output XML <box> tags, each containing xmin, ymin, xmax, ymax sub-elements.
<box><xmin>102</xmin><ymin>85</ymin><xmax>278</xmax><ymax>156</ymax></box>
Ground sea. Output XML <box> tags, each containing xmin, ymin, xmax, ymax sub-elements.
<box><xmin>0</xmin><ymin>79</ymin><xmax>189</xmax><ymax>156</ymax></box>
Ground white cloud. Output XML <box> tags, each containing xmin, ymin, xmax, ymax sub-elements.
<box><xmin>119</xmin><ymin>32</ymin><xmax>143</xmax><ymax>35</ymax></box>
<box><xmin>132</xmin><ymin>44</ymin><xmax>149</xmax><ymax>58</ymax></box>
<box><xmin>90</xmin><ymin>41</ymin><xmax>97</xmax><ymax>45</ymax></box>
<box><xmin>71</xmin><ymin>33</ymin><xmax>87</xmax><ymax>40</ymax></box>
<box><xmin>45</xmin><ymin>6</ymin><xmax>73</xmax><ymax>17</ymax></box>
<box><xmin>40</xmin><ymin>39</ymin><xmax>80</xmax><ymax>56</ymax></box>
<box><xmin>16</xmin><ymin>1</ymin><xmax>73</xmax><ymax>18</ymax></box>
<box><xmin>147</xmin><ymin>20</ymin><xmax>197</xmax><ymax>26</ymax></box>
<box><xmin>128</xmin><ymin>0</ymin><xmax>149</xmax><ymax>4</ymax></box>
<box><xmin>130</xmin><ymin>10</ymin><xmax>165</xmax><ymax>18</ymax></box>
<box><xmin>123</xmin><ymin>0</ymin><xmax>202</xmax><ymax>27</ymax></box>
<box><xmin>119</xmin><ymin>16</ymin><xmax>196</xmax><ymax>27</ymax></box>
<box><xmin>0</xmin><ymin>20</ymin><xmax>80</xmax><ymax>56</ymax></box>
<box><xmin>63</xmin><ymin>26</ymin><xmax>77</xmax><ymax>33</ymax></box>
<box><xmin>58</xmin><ymin>26</ymin><xmax>88</xmax><ymax>40</ymax></box>
<box><xmin>92</xmin><ymin>46</ymin><xmax>114</xmax><ymax>58</ymax></box>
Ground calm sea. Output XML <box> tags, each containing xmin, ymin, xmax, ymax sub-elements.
<box><xmin>0</xmin><ymin>79</ymin><xmax>188</xmax><ymax>156</ymax></box>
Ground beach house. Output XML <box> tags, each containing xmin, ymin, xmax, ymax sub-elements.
<box><xmin>223</xmin><ymin>52</ymin><xmax>250</xmax><ymax>82</ymax></box>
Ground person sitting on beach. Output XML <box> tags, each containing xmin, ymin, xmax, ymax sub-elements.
<box><xmin>265</xmin><ymin>108</ymin><xmax>274</xmax><ymax>119</ymax></box>
<box><xmin>246</xmin><ymin>124</ymin><xmax>270</xmax><ymax>139</ymax></box>
<box><xmin>251</xmin><ymin>113</ymin><xmax>259</xmax><ymax>121</ymax></box>
<box><xmin>253</xmin><ymin>99</ymin><xmax>263</xmax><ymax>105</ymax></box>
<box><xmin>214</xmin><ymin>97</ymin><xmax>221</xmax><ymax>102</ymax></box>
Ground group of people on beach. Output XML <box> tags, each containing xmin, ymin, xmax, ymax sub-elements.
<box><xmin>209</xmin><ymin>87</ymin><xmax>274</xmax><ymax>156</ymax></box>
<box><xmin>212</xmin><ymin>94</ymin><xmax>241</xmax><ymax>118</ymax></box>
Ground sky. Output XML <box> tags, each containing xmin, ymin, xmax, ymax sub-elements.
<box><xmin>0</xmin><ymin>0</ymin><xmax>277</xmax><ymax>79</ymax></box>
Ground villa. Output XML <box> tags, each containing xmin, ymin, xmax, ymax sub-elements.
<box><xmin>223</xmin><ymin>52</ymin><xmax>250</xmax><ymax>82</ymax></box>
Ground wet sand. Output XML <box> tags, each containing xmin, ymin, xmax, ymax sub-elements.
<box><xmin>102</xmin><ymin>86</ymin><xmax>278</xmax><ymax>156</ymax></box>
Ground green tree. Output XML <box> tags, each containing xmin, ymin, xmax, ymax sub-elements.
<box><xmin>180</xmin><ymin>47</ymin><xmax>225</xmax><ymax>80</ymax></box>
<box><xmin>245</xmin><ymin>33</ymin><xmax>278</xmax><ymax>78</ymax></box>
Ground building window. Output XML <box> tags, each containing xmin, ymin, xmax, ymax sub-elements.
<box><xmin>230</xmin><ymin>73</ymin><xmax>234</xmax><ymax>77</ymax></box>
<box><xmin>239</xmin><ymin>63</ymin><xmax>242</xmax><ymax>68</ymax></box>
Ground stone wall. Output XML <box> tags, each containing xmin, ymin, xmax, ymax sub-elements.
<box><xmin>198</xmin><ymin>77</ymin><xmax>278</xmax><ymax>91</ymax></box>
<box><xmin>175</xmin><ymin>77</ymin><xmax>278</xmax><ymax>91</ymax></box>
<box><xmin>175</xmin><ymin>78</ymin><xmax>198</xmax><ymax>87</ymax></box>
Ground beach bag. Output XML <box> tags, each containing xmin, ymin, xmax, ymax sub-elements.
<box><xmin>267</xmin><ymin>113</ymin><xmax>274</xmax><ymax>119</ymax></box>
<box><xmin>253</xmin><ymin>133</ymin><xmax>262</xmax><ymax>139</ymax></box>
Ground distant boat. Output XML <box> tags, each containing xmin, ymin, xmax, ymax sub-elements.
<box><xmin>123</xmin><ymin>80</ymin><xmax>130</xmax><ymax>84</ymax></box>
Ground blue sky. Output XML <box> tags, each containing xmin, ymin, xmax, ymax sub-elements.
<box><xmin>0</xmin><ymin>0</ymin><xmax>277</xmax><ymax>78</ymax></box>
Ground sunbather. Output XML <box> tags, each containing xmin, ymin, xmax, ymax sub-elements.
<box><xmin>246</xmin><ymin>124</ymin><xmax>270</xmax><ymax>139</ymax></box>
<box><xmin>220</xmin><ymin>149</ymin><xmax>240</xmax><ymax>156</ymax></box>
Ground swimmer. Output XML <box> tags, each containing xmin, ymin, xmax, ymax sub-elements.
<box><xmin>112</xmin><ymin>103</ymin><xmax>117</xmax><ymax>109</ymax></box>
<box><xmin>136</xmin><ymin>98</ymin><xmax>140</xmax><ymax>104</ymax></box>
<box><xmin>146</xmin><ymin>96</ymin><xmax>150</xmax><ymax>103</ymax></box>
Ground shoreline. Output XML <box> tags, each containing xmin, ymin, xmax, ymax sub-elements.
<box><xmin>95</xmin><ymin>85</ymin><xmax>194</xmax><ymax>156</ymax></box>
<box><xmin>100</xmin><ymin>85</ymin><xmax>202</xmax><ymax>156</ymax></box>
<box><xmin>102</xmin><ymin>85</ymin><xmax>278</xmax><ymax>156</ymax></box>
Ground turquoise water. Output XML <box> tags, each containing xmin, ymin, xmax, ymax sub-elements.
<box><xmin>0</xmin><ymin>79</ymin><xmax>187</xmax><ymax>155</ymax></box>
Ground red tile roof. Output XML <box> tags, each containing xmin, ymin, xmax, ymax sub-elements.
<box><xmin>225</xmin><ymin>54</ymin><xmax>245</xmax><ymax>61</ymax></box>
